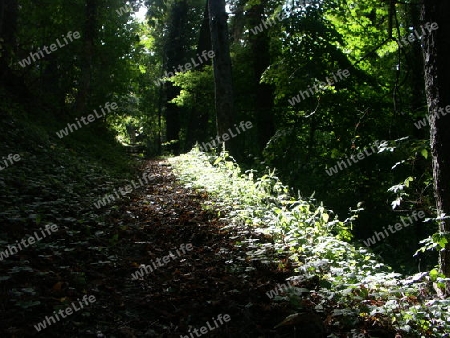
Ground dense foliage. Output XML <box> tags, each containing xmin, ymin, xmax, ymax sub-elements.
<box><xmin>135</xmin><ymin>0</ymin><xmax>438</xmax><ymax>273</ymax></box>
<box><xmin>171</xmin><ymin>150</ymin><xmax>450</xmax><ymax>337</ymax></box>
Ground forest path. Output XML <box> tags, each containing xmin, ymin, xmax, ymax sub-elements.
<box><xmin>89</xmin><ymin>159</ymin><xmax>324</xmax><ymax>337</ymax></box>
<box><xmin>1</xmin><ymin>158</ymin><xmax>324</xmax><ymax>337</ymax></box>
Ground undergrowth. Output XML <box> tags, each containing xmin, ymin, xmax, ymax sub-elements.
<box><xmin>0</xmin><ymin>86</ymin><xmax>141</xmax><ymax>232</ymax></box>
<box><xmin>170</xmin><ymin>149</ymin><xmax>450</xmax><ymax>338</ymax></box>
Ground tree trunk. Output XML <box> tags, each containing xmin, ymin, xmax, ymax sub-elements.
<box><xmin>208</xmin><ymin>0</ymin><xmax>235</xmax><ymax>153</ymax></box>
<box><xmin>421</xmin><ymin>0</ymin><xmax>450</xmax><ymax>279</ymax></box>
<box><xmin>75</xmin><ymin>0</ymin><xmax>97</xmax><ymax>115</ymax></box>
<box><xmin>247</xmin><ymin>2</ymin><xmax>275</xmax><ymax>153</ymax></box>
<box><xmin>186</xmin><ymin>1</ymin><xmax>212</xmax><ymax>150</ymax></box>
<box><xmin>163</xmin><ymin>0</ymin><xmax>188</xmax><ymax>155</ymax></box>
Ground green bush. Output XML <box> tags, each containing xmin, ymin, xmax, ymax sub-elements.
<box><xmin>170</xmin><ymin>149</ymin><xmax>450</xmax><ymax>337</ymax></box>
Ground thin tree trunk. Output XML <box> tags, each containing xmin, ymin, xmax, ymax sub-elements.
<box><xmin>208</xmin><ymin>0</ymin><xmax>235</xmax><ymax>153</ymax></box>
<box><xmin>421</xmin><ymin>0</ymin><xmax>450</xmax><ymax>280</ymax></box>
<box><xmin>157</xmin><ymin>61</ymin><xmax>164</xmax><ymax>156</ymax></box>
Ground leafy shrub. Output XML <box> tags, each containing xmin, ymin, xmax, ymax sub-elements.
<box><xmin>170</xmin><ymin>149</ymin><xmax>450</xmax><ymax>337</ymax></box>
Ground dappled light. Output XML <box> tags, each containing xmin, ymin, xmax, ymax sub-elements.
<box><xmin>1</xmin><ymin>0</ymin><xmax>450</xmax><ymax>337</ymax></box>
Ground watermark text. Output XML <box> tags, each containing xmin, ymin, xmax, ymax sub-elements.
<box><xmin>34</xmin><ymin>295</ymin><xmax>96</xmax><ymax>332</ymax></box>
<box><xmin>288</xmin><ymin>69</ymin><xmax>350</xmax><ymax>106</ymax></box>
<box><xmin>18</xmin><ymin>31</ymin><xmax>80</xmax><ymax>68</ymax></box>
<box><xmin>131</xmin><ymin>243</ymin><xmax>193</xmax><ymax>280</ymax></box>
<box><xmin>325</xmin><ymin>140</ymin><xmax>385</xmax><ymax>176</ymax></box>
<box><xmin>199</xmin><ymin>121</ymin><xmax>253</xmax><ymax>152</ymax></box>
<box><xmin>363</xmin><ymin>211</ymin><xmax>425</xmax><ymax>247</ymax></box>
<box><xmin>0</xmin><ymin>153</ymin><xmax>21</xmax><ymax>171</ymax></box>
<box><xmin>180</xmin><ymin>313</ymin><xmax>230</xmax><ymax>338</ymax></box>
<box><xmin>56</xmin><ymin>102</ymin><xmax>118</xmax><ymax>138</ymax></box>
<box><xmin>0</xmin><ymin>224</ymin><xmax>58</xmax><ymax>261</ymax></box>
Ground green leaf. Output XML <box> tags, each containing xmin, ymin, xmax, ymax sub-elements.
<box><xmin>213</xmin><ymin>157</ymin><xmax>222</xmax><ymax>166</ymax></box>
<box><xmin>429</xmin><ymin>268</ymin><xmax>439</xmax><ymax>281</ymax></box>
<box><xmin>421</xmin><ymin>148</ymin><xmax>428</xmax><ymax>159</ymax></box>
<box><xmin>404</xmin><ymin>177</ymin><xmax>414</xmax><ymax>188</ymax></box>
<box><xmin>432</xmin><ymin>233</ymin><xmax>449</xmax><ymax>249</ymax></box>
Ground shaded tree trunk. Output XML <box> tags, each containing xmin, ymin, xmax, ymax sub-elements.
<box><xmin>163</xmin><ymin>0</ymin><xmax>188</xmax><ymax>155</ymax></box>
<box><xmin>247</xmin><ymin>2</ymin><xmax>275</xmax><ymax>153</ymax></box>
<box><xmin>157</xmin><ymin>60</ymin><xmax>164</xmax><ymax>156</ymax></box>
<box><xmin>421</xmin><ymin>0</ymin><xmax>450</xmax><ymax>279</ymax></box>
<box><xmin>208</xmin><ymin>0</ymin><xmax>235</xmax><ymax>153</ymax></box>
<box><xmin>186</xmin><ymin>1</ymin><xmax>212</xmax><ymax>149</ymax></box>
<box><xmin>164</xmin><ymin>81</ymin><xmax>181</xmax><ymax>154</ymax></box>
<box><xmin>409</xmin><ymin>4</ymin><xmax>426</xmax><ymax>141</ymax></box>
<box><xmin>75</xmin><ymin>0</ymin><xmax>97</xmax><ymax>115</ymax></box>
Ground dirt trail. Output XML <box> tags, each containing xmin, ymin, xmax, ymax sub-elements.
<box><xmin>1</xmin><ymin>159</ymin><xmax>325</xmax><ymax>337</ymax></box>
<box><xmin>95</xmin><ymin>159</ymin><xmax>318</xmax><ymax>337</ymax></box>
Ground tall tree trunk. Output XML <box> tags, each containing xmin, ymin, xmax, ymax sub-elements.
<box><xmin>157</xmin><ymin>59</ymin><xmax>164</xmax><ymax>156</ymax></box>
<box><xmin>247</xmin><ymin>2</ymin><xmax>275</xmax><ymax>153</ymax></box>
<box><xmin>163</xmin><ymin>0</ymin><xmax>188</xmax><ymax>155</ymax></box>
<box><xmin>164</xmin><ymin>82</ymin><xmax>181</xmax><ymax>154</ymax></box>
<box><xmin>75</xmin><ymin>0</ymin><xmax>97</xmax><ymax>115</ymax></box>
<box><xmin>409</xmin><ymin>4</ymin><xmax>426</xmax><ymax>141</ymax></box>
<box><xmin>421</xmin><ymin>0</ymin><xmax>450</xmax><ymax>280</ymax></box>
<box><xmin>186</xmin><ymin>1</ymin><xmax>212</xmax><ymax>149</ymax></box>
<box><xmin>406</xmin><ymin>2</ymin><xmax>428</xmax><ymax>259</ymax></box>
<box><xmin>208</xmin><ymin>0</ymin><xmax>235</xmax><ymax>153</ymax></box>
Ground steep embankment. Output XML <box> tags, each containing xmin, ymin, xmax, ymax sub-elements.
<box><xmin>0</xmin><ymin>89</ymin><xmax>140</xmax><ymax>336</ymax></box>
<box><xmin>0</xmin><ymin>88</ymin><xmax>138</xmax><ymax>218</ymax></box>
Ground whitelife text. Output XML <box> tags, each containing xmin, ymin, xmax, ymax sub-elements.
<box><xmin>0</xmin><ymin>153</ymin><xmax>21</xmax><ymax>171</ymax></box>
<box><xmin>131</xmin><ymin>243</ymin><xmax>193</xmax><ymax>280</ymax></box>
<box><xmin>94</xmin><ymin>172</ymin><xmax>151</xmax><ymax>209</ymax></box>
<box><xmin>288</xmin><ymin>69</ymin><xmax>350</xmax><ymax>106</ymax></box>
<box><xmin>154</xmin><ymin>50</ymin><xmax>215</xmax><ymax>86</ymax></box>
<box><xmin>18</xmin><ymin>31</ymin><xmax>80</xmax><ymax>68</ymax></box>
<box><xmin>0</xmin><ymin>224</ymin><xmax>58</xmax><ymax>261</ymax></box>
<box><xmin>180</xmin><ymin>314</ymin><xmax>231</xmax><ymax>338</ymax></box>
<box><xmin>56</xmin><ymin>102</ymin><xmax>118</xmax><ymax>138</ymax></box>
<box><xmin>199</xmin><ymin>121</ymin><xmax>253</xmax><ymax>152</ymax></box>
<box><xmin>34</xmin><ymin>295</ymin><xmax>96</xmax><ymax>332</ymax></box>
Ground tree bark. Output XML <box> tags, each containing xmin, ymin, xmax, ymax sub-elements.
<box><xmin>208</xmin><ymin>0</ymin><xmax>235</xmax><ymax>153</ymax></box>
<box><xmin>247</xmin><ymin>2</ymin><xmax>275</xmax><ymax>153</ymax></box>
<box><xmin>163</xmin><ymin>0</ymin><xmax>188</xmax><ymax>155</ymax></box>
<box><xmin>75</xmin><ymin>0</ymin><xmax>97</xmax><ymax>115</ymax></box>
<box><xmin>186</xmin><ymin>1</ymin><xmax>212</xmax><ymax>150</ymax></box>
<box><xmin>421</xmin><ymin>0</ymin><xmax>450</xmax><ymax>279</ymax></box>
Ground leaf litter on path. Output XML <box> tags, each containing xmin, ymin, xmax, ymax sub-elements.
<box><xmin>1</xmin><ymin>159</ymin><xmax>328</xmax><ymax>337</ymax></box>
